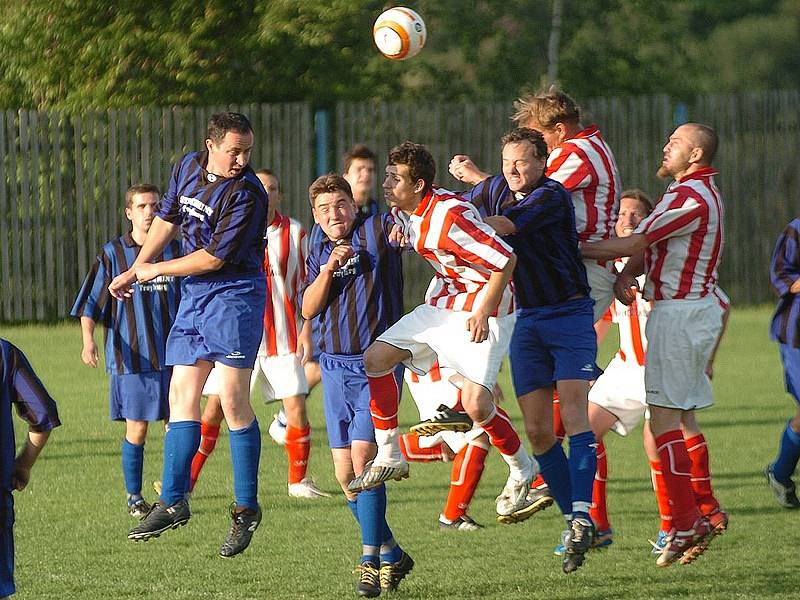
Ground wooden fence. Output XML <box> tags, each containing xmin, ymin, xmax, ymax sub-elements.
<box><xmin>0</xmin><ymin>92</ymin><xmax>797</xmax><ymax>322</ymax></box>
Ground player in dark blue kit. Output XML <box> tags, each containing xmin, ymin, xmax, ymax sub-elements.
<box><xmin>765</xmin><ymin>218</ymin><xmax>800</xmax><ymax>508</ymax></box>
<box><xmin>457</xmin><ymin>128</ymin><xmax>600</xmax><ymax>574</ymax></box>
<box><xmin>72</xmin><ymin>184</ymin><xmax>181</xmax><ymax>519</ymax></box>
<box><xmin>0</xmin><ymin>339</ymin><xmax>60</xmax><ymax>599</ymax></box>
<box><xmin>109</xmin><ymin>112</ymin><xmax>269</xmax><ymax>558</ymax></box>
<box><xmin>302</xmin><ymin>174</ymin><xmax>412</xmax><ymax>598</ymax></box>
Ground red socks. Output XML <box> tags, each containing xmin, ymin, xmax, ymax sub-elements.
<box><xmin>368</xmin><ymin>372</ymin><xmax>400</xmax><ymax>430</ymax></box>
<box><xmin>285</xmin><ymin>424</ymin><xmax>311</xmax><ymax>484</ymax></box>
<box><xmin>189</xmin><ymin>421</ymin><xmax>220</xmax><ymax>492</ymax></box>
<box><xmin>400</xmin><ymin>433</ymin><xmax>445</xmax><ymax>462</ymax></box>
<box><xmin>685</xmin><ymin>433</ymin><xmax>720</xmax><ymax>516</ymax></box>
<box><xmin>443</xmin><ymin>443</ymin><xmax>489</xmax><ymax>521</ymax></box>
<box><xmin>590</xmin><ymin>440</ymin><xmax>610</xmax><ymax>531</ymax></box>
<box><xmin>655</xmin><ymin>430</ymin><xmax>701</xmax><ymax>531</ymax></box>
<box><xmin>649</xmin><ymin>459</ymin><xmax>673</xmax><ymax>532</ymax></box>
<box><xmin>478</xmin><ymin>405</ymin><xmax>521</xmax><ymax>456</ymax></box>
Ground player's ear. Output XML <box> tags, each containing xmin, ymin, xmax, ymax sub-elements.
<box><xmin>413</xmin><ymin>178</ymin><xmax>425</xmax><ymax>194</ymax></box>
<box><xmin>205</xmin><ymin>138</ymin><xmax>214</xmax><ymax>152</ymax></box>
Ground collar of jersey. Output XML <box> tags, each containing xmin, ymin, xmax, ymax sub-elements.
<box><xmin>677</xmin><ymin>166</ymin><xmax>718</xmax><ymax>183</ymax></box>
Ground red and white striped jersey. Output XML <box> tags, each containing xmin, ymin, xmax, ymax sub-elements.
<box><xmin>258</xmin><ymin>211</ymin><xmax>307</xmax><ymax>357</ymax></box>
<box><xmin>405</xmin><ymin>187</ymin><xmax>515</xmax><ymax>316</ymax></box>
<box><xmin>635</xmin><ymin>167</ymin><xmax>724</xmax><ymax>301</ymax></box>
<box><xmin>546</xmin><ymin>125</ymin><xmax>621</xmax><ymax>244</ymax></box>
<box><xmin>608</xmin><ymin>261</ymin><xmax>650</xmax><ymax>366</ymax></box>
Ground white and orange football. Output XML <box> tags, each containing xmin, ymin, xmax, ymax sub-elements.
<box><xmin>373</xmin><ymin>7</ymin><xmax>427</xmax><ymax>60</ymax></box>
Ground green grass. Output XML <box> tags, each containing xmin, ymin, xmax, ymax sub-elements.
<box><xmin>3</xmin><ymin>305</ymin><xmax>794</xmax><ymax>599</ymax></box>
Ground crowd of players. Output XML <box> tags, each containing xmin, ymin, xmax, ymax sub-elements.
<box><xmin>3</xmin><ymin>88</ymin><xmax>800</xmax><ymax>598</ymax></box>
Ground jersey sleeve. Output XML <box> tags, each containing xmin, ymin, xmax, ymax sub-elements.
<box><xmin>546</xmin><ymin>144</ymin><xmax>593</xmax><ymax>192</ymax></box>
<box><xmin>443</xmin><ymin>204</ymin><xmax>513</xmax><ymax>272</ymax></box>
<box><xmin>770</xmin><ymin>222</ymin><xmax>800</xmax><ymax>297</ymax></box>
<box><xmin>70</xmin><ymin>252</ymin><xmax>112</xmax><ymax>326</ymax></box>
<box><xmin>206</xmin><ymin>188</ymin><xmax>263</xmax><ymax>264</ymax></box>
<box><xmin>6</xmin><ymin>342</ymin><xmax>61</xmax><ymax>433</ymax></box>
<box><xmin>636</xmin><ymin>191</ymin><xmax>707</xmax><ymax>244</ymax></box>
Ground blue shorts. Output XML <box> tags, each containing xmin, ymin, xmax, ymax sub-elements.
<box><xmin>166</xmin><ymin>275</ymin><xmax>266</xmax><ymax>369</ymax></box>
<box><xmin>320</xmin><ymin>353</ymin><xmax>375</xmax><ymax>448</ymax></box>
<box><xmin>780</xmin><ymin>343</ymin><xmax>800</xmax><ymax>403</ymax></box>
<box><xmin>509</xmin><ymin>296</ymin><xmax>599</xmax><ymax>396</ymax></box>
<box><xmin>0</xmin><ymin>491</ymin><xmax>14</xmax><ymax>598</ymax></box>
<box><xmin>109</xmin><ymin>371</ymin><xmax>170</xmax><ymax>422</ymax></box>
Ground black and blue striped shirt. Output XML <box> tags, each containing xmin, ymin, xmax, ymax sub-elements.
<box><xmin>157</xmin><ymin>151</ymin><xmax>268</xmax><ymax>279</ymax></box>
<box><xmin>465</xmin><ymin>175</ymin><xmax>589</xmax><ymax>308</ymax></box>
<box><xmin>305</xmin><ymin>213</ymin><xmax>404</xmax><ymax>356</ymax></box>
<box><xmin>71</xmin><ymin>234</ymin><xmax>182</xmax><ymax>375</ymax></box>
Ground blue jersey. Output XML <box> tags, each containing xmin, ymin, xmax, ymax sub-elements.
<box><xmin>157</xmin><ymin>151</ymin><xmax>268</xmax><ymax>280</ymax></box>
<box><xmin>1</xmin><ymin>339</ymin><xmax>61</xmax><ymax>500</ymax></box>
<box><xmin>771</xmin><ymin>218</ymin><xmax>800</xmax><ymax>348</ymax></box>
<box><xmin>465</xmin><ymin>175</ymin><xmax>589</xmax><ymax>308</ymax></box>
<box><xmin>71</xmin><ymin>234</ymin><xmax>182</xmax><ymax>375</ymax></box>
<box><xmin>305</xmin><ymin>213</ymin><xmax>404</xmax><ymax>356</ymax></box>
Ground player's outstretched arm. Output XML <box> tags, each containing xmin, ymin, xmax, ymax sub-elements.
<box><xmin>581</xmin><ymin>233</ymin><xmax>648</xmax><ymax>261</ymax></box>
<box><xmin>108</xmin><ymin>217</ymin><xmax>179</xmax><ymax>299</ymax></box>
<box><xmin>466</xmin><ymin>253</ymin><xmax>516</xmax><ymax>343</ymax></box>
<box><xmin>79</xmin><ymin>316</ymin><xmax>99</xmax><ymax>368</ymax></box>
<box><xmin>135</xmin><ymin>249</ymin><xmax>223</xmax><ymax>282</ymax></box>
<box><xmin>13</xmin><ymin>430</ymin><xmax>51</xmax><ymax>491</ymax></box>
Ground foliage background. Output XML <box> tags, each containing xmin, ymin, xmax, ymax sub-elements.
<box><xmin>1</xmin><ymin>1</ymin><xmax>799</xmax><ymax>110</ymax></box>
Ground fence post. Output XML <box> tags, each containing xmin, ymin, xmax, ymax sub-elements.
<box><xmin>314</xmin><ymin>109</ymin><xmax>330</xmax><ymax>176</ymax></box>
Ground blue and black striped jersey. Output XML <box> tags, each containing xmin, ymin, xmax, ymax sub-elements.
<box><xmin>1</xmin><ymin>339</ymin><xmax>61</xmax><ymax>501</ymax></box>
<box><xmin>157</xmin><ymin>151</ymin><xmax>268</xmax><ymax>279</ymax></box>
<box><xmin>71</xmin><ymin>234</ymin><xmax>182</xmax><ymax>375</ymax></box>
<box><xmin>305</xmin><ymin>213</ymin><xmax>404</xmax><ymax>356</ymax></box>
<box><xmin>464</xmin><ymin>175</ymin><xmax>589</xmax><ymax>308</ymax></box>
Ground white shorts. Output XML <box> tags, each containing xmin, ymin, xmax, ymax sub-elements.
<box><xmin>644</xmin><ymin>296</ymin><xmax>723</xmax><ymax>411</ymax></box>
<box><xmin>584</xmin><ymin>259</ymin><xmax>616</xmax><ymax>323</ymax></box>
<box><xmin>404</xmin><ymin>368</ymin><xmax>485</xmax><ymax>454</ymax></box>
<box><xmin>202</xmin><ymin>353</ymin><xmax>308</xmax><ymax>402</ymax></box>
<box><xmin>378</xmin><ymin>304</ymin><xmax>516</xmax><ymax>390</ymax></box>
<box><xmin>588</xmin><ymin>355</ymin><xmax>648</xmax><ymax>436</ymax></box>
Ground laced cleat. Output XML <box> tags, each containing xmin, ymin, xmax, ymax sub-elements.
<box><xmin>288</xmin><ymin>477</ymin><xmax>332</xmax><ymax>499</ymax></box>
<box><xmin>591</xmin><ymin>528</ymin><xmax>613</xmax><ymax>550</ymax></box>
<box><xmin>268</xmin><ymin>412</ymin><xmax>288</xmax><ymax>445</ymax></box>
<box><xmin>649</xmin><ymin>530</ymin><xmax>669</xmax><ymax>555</ymax></box>
<box><xmin>495</xmin><ymin>458</ymin><xmax>538</xmax><ymax>518</ymax></box>
<box><xmin>409</xmin><ymin>404</ymin><xmax>473</xmax><ymax>436</ymax></box>
<box><xmin>656</xmin><ymin>517</ymin><xmax>713</xmax><ymax>567</ymax></box>
<box><xmin>764</xmin><ymin>465</ymin><xmax>800</xmax><ymax>509</ymax></box>
<box><xmin>128</xmin><ymin>499</ymin><xmax>191</xmax><ymax>541</ymax></box>
<box><xmin>439</xmin><ymin>514</ymin><xmax>484</xmax><ymax>531</ymax></box>
<box><xmin>354</xmin><ymin>562</ymin><xmax>381</xmax><ymax>598</ymax></box>
<box><xmin>379</xmin><ymin>551</ymin><xmax>414</xmax><ymax>592</ymax></box>
<box><xmin>347</xmin><ymin>459</ymin><xmax>409</xmax><ymax>492</ymax></box>
<box><xmin>562</xmin><ymin>517</ymin><xmax>596</xmax><ymax>573</ymax></box>
<box><xmin>219</xmin><ymin>504</ymin><xmax>262</xmax><ymax>558</ymax></box>
<box><xmin>497</xmin><ymin>484</ymin><xmax>554</xmax><ymax>524</ymax></box>
<box><xmin>127</xmin><ymin>497</ymin><xmax>151</xmax><ymax>519</ymax></box>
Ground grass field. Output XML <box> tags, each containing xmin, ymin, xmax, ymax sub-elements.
<box><xmin>3</xmin><ymin>305</ymin><xmax>795</xmax><ymax>599</ymax></box>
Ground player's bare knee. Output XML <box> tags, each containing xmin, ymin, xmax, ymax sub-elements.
<box><xmin>282</xmin><ymin>395</ymin><xmax>308</xmax><ymax>428</ymax></box>
<box><xmin>125</xmin><ymin>419</ymin><xmax>148</xmax><ymax>444</ymax></box>
<box><xmin>526</xmin><ymin>427</ymin><xmax>555</xmax><ymax>454</ymax></box>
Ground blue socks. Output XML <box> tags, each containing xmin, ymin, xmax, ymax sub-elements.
<box><xmin>161</xmin><ymin>421</ymin><xmax>200</xmax><ymax>505</ymax></box>
<box><xmin>568</xmin><ymin>430</ymin><xmax>597</xmax><ymax>520</ymax></box>
<box><xmin>536</xmin><ymin>441</ymin><xmax>572</xmax><ymax>518</ymax></box>
<box><xmin>229</xmin><ymin>419</ymin><xmax>261</xmax><ymax>510</ymax></box>
<box><xmin>352</xmin><ymin>484</ymin><xmax>403</xmax><ymax>565</ymax></box>
<box><xmin>773</xmin><ymin>420</ymin><xmax>800</xmax><ymax>483</ymax></box>
<box><xmin>122</xmin><ymin>438</ymin><xmax>144</xmax><ymax>497</ymax></box>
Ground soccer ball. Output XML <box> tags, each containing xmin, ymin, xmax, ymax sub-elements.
<box><xmin>373</xmin><ymin>7</ymin><xmax>427</xmax><ymax>60</ymax></box>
